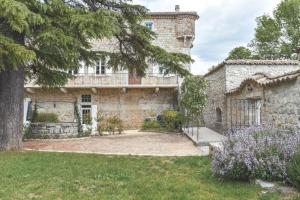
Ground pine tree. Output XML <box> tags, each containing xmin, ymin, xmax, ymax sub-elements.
<box><xmin>0</xmin><ymin>0</ymin><xmax>192</xmax><ymax>150</ymax></box>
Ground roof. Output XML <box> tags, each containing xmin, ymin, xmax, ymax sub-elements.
<box><xmin>147</xmin><ymin>11</ymin><xmax>199</xmax><ymax>19</ymax></box>
<box><xmin>226</xmin><ymin>69</ymin><xmax>300</xmax><ymax>95</ymax></box>
<box><xmin>204</xmin><ymin>59</ymin><xmax>299</xmax><ymax>77</ymax></box>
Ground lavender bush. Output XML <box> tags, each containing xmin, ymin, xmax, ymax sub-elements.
<box><xmin>212</xmin><ymin>126</ymin><xmax>300</xmax><ymax>181</ymax></box>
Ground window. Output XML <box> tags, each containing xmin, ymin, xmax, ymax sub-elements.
<box><xmin>247</xmin><ymin>99</ymin><xmax>261</xmax><ymax>126</ymax></box>
<box><xmin>81</xmin><ymin>94</ymin><xmax>91</xmax><ymax>103</ymax></box>
<box><xmin>96</xmin><ymin>58</ymin><xmax>106</xmax><ymax>75</ymax></box>
<box><xmin>68</xmin><ymin>69</ymin><xmax>78</xmax><ymax>75</ymax></box>
<box><xmin>81</xmin><ymin>95</ymin><xmax>92</xmax><ymax>124</ymax></box>
<box><xmin>81</xmin><ymin>105</ymin><xmax>91</xmax><ymax>124</ymax></box>
<box><xmin>153</xmin><ymin>64</ymin><xmax>163</xmax><ymax>75</ymax></box>
<box><xmin>216</xmin><ymin>107</ymin><xmax>222</xmax><ymax>123</ymax></box>
<box><xmin>145</xmin><ymin>22</ymin><xmax>153</xmax><ymax>30</ymax></box>
<box><xmin>230</xmin><ymin>99</ymin><xmax>261</xmax><ymax>129</ymax></box>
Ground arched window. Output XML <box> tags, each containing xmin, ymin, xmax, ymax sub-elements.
<box><xmin>216</xmin><ymin>107</ymin><xmax>222</xmax><ymax>123</ymax></box>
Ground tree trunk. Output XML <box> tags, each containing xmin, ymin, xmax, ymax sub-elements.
<box><xmin>0</xmin><ymin>66</ymin><xmax>24</xmax><ymax>150</ymax></box>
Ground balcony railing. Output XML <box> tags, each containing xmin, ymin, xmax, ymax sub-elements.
<box><xmin>25</xmin><ymin>73</ymin><xmax>179</xmax><ymax>88</ymax></box>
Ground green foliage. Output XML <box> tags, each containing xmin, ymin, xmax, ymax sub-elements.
<box><xmin>227</xmin><ymin>0</ymin><xmax>300</xmax><ymax>60</ymax></box>
<box><xmin>226</xmin><ymin>46</ymin><xmax>253</xmax><ymax>60</ymax></box>
<box><xmin>22</xmin><ymin>124</ymin><xmax>32</xmax><ymax>140</ymax></box>
<box><xmin>288</xmin><ymin>153</ymin><xmax>300</xmax><ymax>190</ymax></box>
<box><xmin>33</xmin><ymin>113</ymin><xmax>59</xmax><ymax>123</ymax></box>
<box><xmin>250</xmin><ymin>15</ymin><xmax>282</xmax><ymax>59</ymax></box>
<box><xmin>98</xmin><ymin>115</ymin><xmax>123</xmax><ymax>135</ymax></box>
<box><xmin>180</xmin><ymin>76</ymin><xmax>207</xmax><ymax>123</ymax></box>
<box><xmin>0</xmin><ymin>0</ymin><xmax>192</xmax><ymax>86</ymax></box>
<box><xmin>142</xmin><ymin>109</ymin><xmax>182</xmax><ymax>132</ymax></box>
<box><xmin>161</xmin><ymin>109</ymin><xmax>182</xmax><ymax>130</ymax></box>
<box><xmin>142</xmin><ymin>120</ymin><xmax>161</xmax><ymax>130</ymax></box>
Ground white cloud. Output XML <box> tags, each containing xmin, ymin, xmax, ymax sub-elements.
<box><xmin>191</xmin><ymin>55</ymin><xmax>215</xmax><ymax>75</ymax></box>
<box><xmin>132</xmin><ymin>0</ymin><xmax>282</xmax><ymax>75</ymax></box>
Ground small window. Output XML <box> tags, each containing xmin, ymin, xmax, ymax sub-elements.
<box><xmin>81</xmin><ymin>95</ymin><xmax>91</xmax><ymax>103</ymax></box>
<box><xmin>145</xmin><ymin>22</ymin><xmax>153</xmax><ymax>30</ymax></box>
<box><xmin>216</xmin><ymin>107</ymin><xmax>222</xmax><ymax>123</ymax></box>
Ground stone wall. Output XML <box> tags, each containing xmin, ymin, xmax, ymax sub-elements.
<box><xmin>93</xmin><ymin>88</ymin><xmax>177</xmax><ymax>128</ymax></box>
<box><xmin>226</xmin><ymin>78</ymin><xmax>300</xmax><ymax>131</ymax></box>
<box><xmin>90</xmin><ymin>15</ymin><xmax>195</xmax><ymax>72</ymax></box>
<box><xmin>263</xmin><ymin>79</ymin><xmax>300</xmax><ymax>130</ymax></box>
<box><xmin>204</xmin><ymin>63</ymin><xmax>300</xmax><ymax>133</ymax></box>
<box><xmin>26</xmin><ymin>88</ymin><xmax>177</xmax><ymax>129</ymax></box>
<box><xmin>30</xmin><ymin>122</ymin><xmax>78</xmax><ymax>139</ymax></box>
<box><xmin>27</xmin><ymin>89</ymin><xmax>77</xmax><ymax>122</ymax></box>
<box><xmin>203</xmin><ymin>67</ymin><xmax>226</xmax><ymax>133</ymax></box>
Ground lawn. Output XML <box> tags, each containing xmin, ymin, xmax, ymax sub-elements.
<box><xmin>0</xmin><ymin>152</ymin><xmax>295</xmax><ymax>200</ymax></box>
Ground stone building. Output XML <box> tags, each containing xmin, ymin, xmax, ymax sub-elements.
<box><xmin>24</xmin><ymin>6</ymin><xmax>199</xmax><ymax>131</ymax></box>
<box><xmin>203</xmin><ymin>60</ymin><xmax>300</xmax><ymax>133</ymax></box>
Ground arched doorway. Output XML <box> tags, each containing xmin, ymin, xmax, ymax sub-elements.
<box><xmin>216</xmin><ymin>107</ymin><xmax>222</xmax><ymax>123</ymax></box>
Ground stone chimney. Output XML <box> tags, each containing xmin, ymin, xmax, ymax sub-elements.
<box><xmin>175</xmin><ymin>5</ymin><xmax>180</xmax><ymax>12</ymax></box>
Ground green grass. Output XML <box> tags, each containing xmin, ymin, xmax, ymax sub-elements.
<box><xmin>0</xmin><ymin>152</ymin><xmax>295</xmax><ymax>200</ymax></box>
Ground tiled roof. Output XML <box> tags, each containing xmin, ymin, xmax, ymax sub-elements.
<box><xmin>204</xmin><ymin>59</ymin><xmax>299</xmax><ymax>77</ymax></box>
<box><xmin>147</xmin><ymin>12</ymin><xmax>199</xmax><ymax>19</ymax></box>
<box><xmin>226</xmin><ymin>70</ymin><xmax>300</xmax><ymax>95</ymax></box>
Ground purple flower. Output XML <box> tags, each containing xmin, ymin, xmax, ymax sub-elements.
<box><xmin>212</xmin><ymin>125</ymin><xmax>300</xmax><ymax>181</ymax></box>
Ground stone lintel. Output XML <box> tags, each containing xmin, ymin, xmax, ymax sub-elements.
<box><xmin>91</xmin><ymin>88</ymin><xmax>97</xmax><ymax>94</ymax></box>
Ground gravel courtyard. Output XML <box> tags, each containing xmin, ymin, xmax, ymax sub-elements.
<box><xmin>24</xmin><ymin>131</ymin><xmax>206</xmax><ymax>156</ymax></box>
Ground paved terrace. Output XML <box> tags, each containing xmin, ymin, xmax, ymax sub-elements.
<box><xmin>24</xmin><ymin>131</ymin><xmax>208</xmax><ymax>157</ymax></box>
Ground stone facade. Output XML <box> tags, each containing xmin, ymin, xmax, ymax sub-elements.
<box><xmin>227</xmin><ymin>73</ymin><xmax>300</xmax><ymax>130</ymax></box>
<box><xmin>24</xmin><ymin>9</ymin><xmax>198</xmax><ymax>131</ymax></box>
<box><xmin>26</xmin><ymin>88</ymin><xmax>177</xmax><ymax>129</ymax></box>
<box><xmin>263</xmin><ymin>79</ymin><xmax>300</xmax><ymax>130</ymax></box>
<box><xmin>203</xmin><ymin>66</ymin><xmax>226</xmax><ymax>132</ymax></box>
<box><xmin>203</xmin><ymin>60</ymin><xmax>300</xmax><ymax>133</ymax></box>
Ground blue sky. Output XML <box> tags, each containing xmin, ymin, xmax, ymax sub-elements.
<box><xmin>133</xmin><ymin>0</ymin><xmax>281</xmax><ymax>75</ymax></box>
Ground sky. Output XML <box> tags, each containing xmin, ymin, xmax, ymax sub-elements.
<box><xmin>132</xmin><ymin>0</ymin><xmax>282</xmax><ymax>75</ymax></box>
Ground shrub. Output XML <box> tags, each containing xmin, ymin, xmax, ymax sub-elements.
<box><xmin>79</xmin><ymin>127</ymin><xmax>92</xmax><ymax>137</ymax></box>
<box><xmin>288</xmin><ymin>153</ymin><xmax>300</xmax><ymax>190</ymax></box>
<box><xmin>161</xmin><ymin>109</ymin><xmax>182</xmax><ymax>130</ymax></box>
<box><xmin>142</xmin><ymin>120</ymin><xmax>161</xmax><ymax>130</ymax></box>
<box><xmin>34</xmin><ymin>113</ymin><xmax>59</xmax><ymax>123</ymax></box>
<box><xmin>98</xmin><ymin>115</ymin><xmax>123</xmax><ymax>135</ymax></box>
<box><xmin>22</xmin><ymin>124</ymin><xmax>32</xmax><ymax>140</ymax></box>
<box><xmin>212</xmin><ymin>126</ymin><xmax>300</xmax><ymax>181</ymax></box>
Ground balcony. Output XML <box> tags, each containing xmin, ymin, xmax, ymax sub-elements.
<box><xmin>25</xmin><ymin>73</ymin><xmax>179</xmax><ymax>89</ymax></box>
